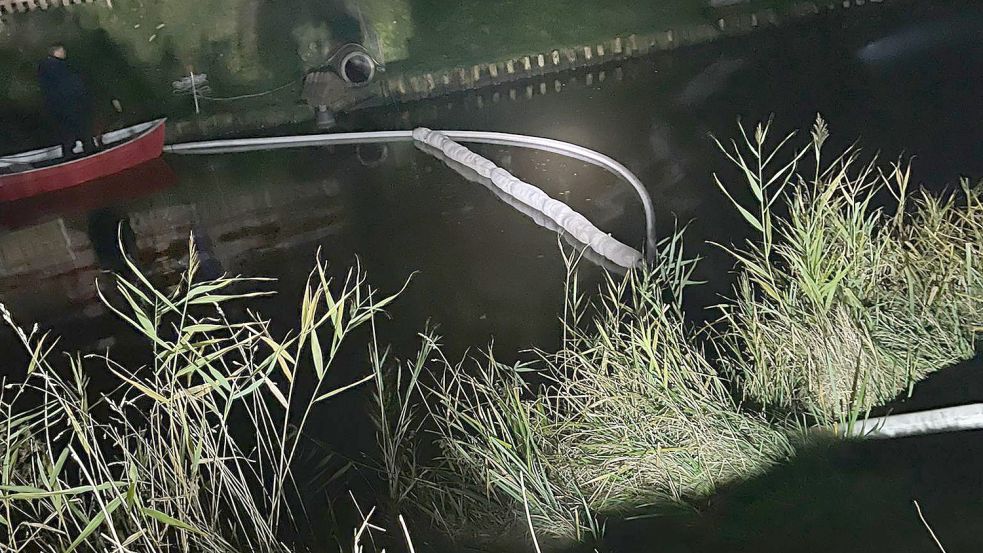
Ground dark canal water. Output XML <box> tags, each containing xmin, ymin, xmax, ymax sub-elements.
<box><xmin>1</xmin><ymin>1</ymin><xmax>983</xmax><ymax>551</ymax></box>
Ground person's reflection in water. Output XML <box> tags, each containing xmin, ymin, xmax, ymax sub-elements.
<box><xmin>87</xmin><ymin>208</ymin><xmax>137</xmax><ymax>275</ymax></box>
<box><xmin>191</xmin><ymin>226</ymin><xmax>223</xmax><ymax>282</ymax></box>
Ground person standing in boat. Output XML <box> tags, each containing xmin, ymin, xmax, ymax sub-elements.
<box><xmin>37</xmin><ymin>44</ymin><xmax>98</xmax><ymax>160</ymax></box>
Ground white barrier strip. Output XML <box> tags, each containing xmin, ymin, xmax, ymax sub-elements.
<box><xmin>415</xmin><ymin>141</ymin><xmax>628</xmax><ymax>273</ymax></box>
<box><xmin>842</xmin><ymin>403</ymin><xmax>983</xmax><ymax>439</ymax></box>
<box><xmin>412</xmin><ymin>128</ymin><xmax>642</xmax><ymax>269</ymax></box>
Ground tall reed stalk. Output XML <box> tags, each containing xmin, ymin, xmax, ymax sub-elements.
<box><xmin>714</xmin><ymin>116</ymin><xmax>983</xmax><ymax>425</ymax></box>
<box><xmin>375</xmin><ymin>236</ymin><xmax>794</xmax><ymax>541</ymax></box>
<box><xmin>0</xmin><ymin>237</ymin><xmax>403</xmax><ymax>552</ymax></box>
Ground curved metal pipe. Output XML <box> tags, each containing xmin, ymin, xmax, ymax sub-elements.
<box><xmin>164</xmin><ymin>130</ymin><xmax>656</xmax><ymax>260</ymax></box>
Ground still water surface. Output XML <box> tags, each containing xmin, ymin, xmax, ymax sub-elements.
<box><xmin>1</xmin><ymin>1</ymin><xmax>982</xmax><ymax>550</ymax></box>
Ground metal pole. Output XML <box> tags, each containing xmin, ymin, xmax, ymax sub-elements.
<box><xmin>188</xmin><ymin>66</ymin><xmax>200</xmax><ymax>115</ymax></box>
<box><xmin>839</xmin><ymin>403</ymin><xmax>983</xmax><ymax>439</ymax></box>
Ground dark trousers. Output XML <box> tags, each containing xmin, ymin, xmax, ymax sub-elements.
<box><xmin>55</xmin><ymin>112</ymin><xmax>98</xmax><ymax>160</ymax></box>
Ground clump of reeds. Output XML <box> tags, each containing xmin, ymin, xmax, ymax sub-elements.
<box><xmin>377</xmin><ymin>240</ymin><xmax>795</xmax><ymax>541</ymax></box>
<box><xmin>7</xmin><ymin>119</ymin><xmax>980</xmax><ymax>552</ymax></box>
<box><xmin>714</xmin><ymin>116</ymin><xmax>983</xmax><ymax>425</ymax></box>
<box><xmin>375</xmin><ymin>118</ymin><xmax>983</xmax><ymax>544</ymax></box>
<box><xmin>0</xmin><ymin>237</ymin><xmax>403</xmax><ymax>552</ymax></box>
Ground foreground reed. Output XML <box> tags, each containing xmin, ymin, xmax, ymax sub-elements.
<box><xmin>715</xmin><ymin>116</ymin><xmax>983</xmax><ymax>425</ymax></box>
<box><xmin>375</xmin><ymin>118</ymin><xmax>983</xmax><ymax>542</ymax></box>
<box><xmin>376</xmin><ymin>240</ymin><xmax>795</xmax><ymax>542</ymax></box>
<box><xmin>0</xmin><ymin>239</ymin><xmax>402</xmax><ymax>552</ymax></box>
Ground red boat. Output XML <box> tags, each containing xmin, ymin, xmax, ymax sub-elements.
<box><xmin>0</xmin><ymin>119</ymin><xmax>166</xmax><ymax>202</ymax></box>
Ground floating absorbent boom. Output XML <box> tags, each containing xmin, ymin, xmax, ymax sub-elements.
<box><xmin>411</xmin><ymin>128</ymin><xmax>643</xmax><ymax>269</ymax></box>
<box><xmin>165</xmin><ymin>127</ymin><xmax>651</xmax><ymax>269</ymax></box>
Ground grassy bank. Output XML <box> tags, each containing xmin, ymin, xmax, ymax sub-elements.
<box><xmin>394</xmin><ymin>0</ymin><xmax>706</xmax><ymax>72</ymax></box>
<box><xmin>2</xmin><ymin>0</ymin><xmax>822</xmax><ymax>151</ymax></box>
<box><xmin>377</xmin><ymin>118</ymin><xmax>983</xmax><ymax>542</ymax></box>
<box><xmin>391</xmin><ymin>0</ymin><xmax>813</xmax><ymax>72</ymax></box>
<box><xmin>715</xmin><ymin>117</ymin><xmax>983</xmax><ymax>425</ymax></box>
<box><xmin>0</xmin><ymin>241</ymin><xmax>406</xmax><ymax>551</ymax></box>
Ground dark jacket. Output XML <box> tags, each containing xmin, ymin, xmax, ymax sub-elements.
<box><xmin>37</xmin><ymin>56</ymin><xmax>90</xmax><ymax>124</ymax></box>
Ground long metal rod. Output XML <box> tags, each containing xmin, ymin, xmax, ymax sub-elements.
<box><xmin>841</xmin><ymin>403</ymin><xmax>983</xmax><ymax>439</ymax></box>
<box><xmin>164</xmin><ymin>130</ymin><xmax>657</xmax><ymax>261</ymax></box>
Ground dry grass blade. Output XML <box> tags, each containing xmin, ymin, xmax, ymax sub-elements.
<box><xmin>715</xmin><ymin>115</ymin><xmax>983</xmax><ymax>425</ymax></box>
<box><xmin>913</xmin><ymin>500</ymin><xmax>947</xmax><ymax>553</ymax></box>
<box><xmin>0</xmin><ymin>235</ymin><xmax>405</xmax><ymax>552</ymax></box>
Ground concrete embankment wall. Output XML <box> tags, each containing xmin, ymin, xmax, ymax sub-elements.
<box><xmin>355</xmin><ymin>0</ymin><xmax>892</xmax><ymax>104</ymax></box>
<box><xmin>173</xmin><ymin>0</ymin><xmax>896</xmax><ymax>141</ymax></box>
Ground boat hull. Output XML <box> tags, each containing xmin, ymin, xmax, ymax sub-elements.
<box><xmin>0</xmin><ymin>158</ymin><xmax>176</xmax><ymax>230</ymax></box>
<box><xmin>0</xmin><ymin>120</ymin><xmax>166</xmax><ymax>202</ymax></box>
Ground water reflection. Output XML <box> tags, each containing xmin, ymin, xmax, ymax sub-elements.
<box><xmin>856</xmin><ymin>11</ymin><xmax>982</xmax><ymax>65</ymax></box>
<box><xmin>1</xmin><ymin>0</ymin><xmax>981</xmax><ymax>362</ymax></box>
<box><xmin>87</xmin><ymin>208</ymin><xmax>137</xmax><ymax>274</ymax></box>
<box><xmin>0</xmin><ymin>143</ymin><xmax>622</xmax><ymax>362</ymax></box>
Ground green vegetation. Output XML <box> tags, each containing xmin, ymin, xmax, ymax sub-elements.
<box><xmin>0</xmin><ymin>238</ymin><xmax>404</xmax><ymax>551</ymax></box>
<box><xmin>393</xmin><ymin>0</ymin><xmax>807</xmax><ymax>72</ymax></box>
<box><xmin>0</xmin><ymin>0</ymin><xmax>806</xmax><ymax>118</ymax></box>
<box><xmin>715</xmin><ymin>117</ymin><xmax>983</xmax><ymax>425</ymax></box>
<box><xmin>353</xmin><ymin>0</ymin><xmax>414</xmax><ymax>63</ymax></box>
<box><xmin>376</xmin><ymin>239</ymin><xmax>794</xmax><ymax>541</ymax></box>
<box><xmin>2</xmin><ymin>120</ymin><xmax>980</xmax><ymax>550</ymax></box>
<box><xmin>396</xmin><ymin>0</ymin><xmax>706</xmax><ymax>72</ymax></box>
<box><xmin>375</xmin><ymin>119</ymin><xmax>983</xmax><ymax>542</ymax></box>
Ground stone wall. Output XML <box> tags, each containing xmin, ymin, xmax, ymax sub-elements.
<box><xmin>339</xmin><ymin>0</ymin><xmax>890</xmax><ymax>105</ymax></box>
<box><xmin>386</xmin><ymin>65</ymin><xmax>632</xmax><ymax>130</ymax></box>
<box><xmin>0</xmin><ymin>0</ymin><xmax>96</xmax><ymax>16</ymax></box>
<box><xmin>173</xmin><ymin>0</ymin><xmax>896</xmax><ymax>142</ymax></box>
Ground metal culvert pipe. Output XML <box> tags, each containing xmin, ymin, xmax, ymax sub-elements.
<box><xmin>339</xmin><ymin>50</ymin><xmax>376</xmax><ymax>85</ymax></box>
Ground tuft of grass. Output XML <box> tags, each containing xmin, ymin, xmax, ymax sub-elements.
<box><xmin>0</xmin><ymin>236</ymin><xmax>404</xmax><ymax>552</ymax></box>
<box><xmin>714</xmin><ymin>116</ymin><xmax>983</xmax><ymax>426</ymax></box>
<box><xmin>379</xmin><ymin>236</ymin><xmax>794</xmax><ymax>541</ymax></box>
<box><xmin>375</xmin><ymin>118</ymin><xmax>983</xmax><ymax>543</ymax></box>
